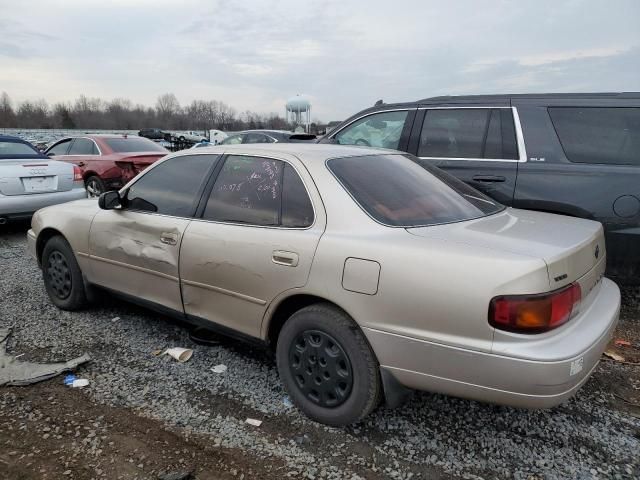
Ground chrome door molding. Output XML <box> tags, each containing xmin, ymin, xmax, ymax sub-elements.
<box><xmin>417</xmin><ymin>106</ymin><xmax>528</xmax><ymax>163</ymax></box>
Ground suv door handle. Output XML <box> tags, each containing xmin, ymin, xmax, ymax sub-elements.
<box><xmin>160</xmin><ymin>232</ymin><xmax>178</xmax><ymax>246</ymax></box>
<box><xmin>472</xmin><ymin>175</ymin><xmax>506</xmax><ymax>183</ymax></box>
<box><xmin>272</xmin><ymin>250</ymin><xmax>299</xmax><ymax>267</ymax></box>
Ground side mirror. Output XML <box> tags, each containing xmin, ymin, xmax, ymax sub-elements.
<box><xmin>98</xmin><ymin>191</ymin><xmax>121</xmax><ymax>210</ymax></box>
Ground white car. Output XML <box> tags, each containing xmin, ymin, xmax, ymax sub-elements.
<box><xmin>173</xmin><ymin>131</ymin><xmax>207</xmax><ymax>143</ymax></box>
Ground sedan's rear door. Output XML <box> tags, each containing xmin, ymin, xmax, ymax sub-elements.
<box><xmin>179</xmin><ymin>153</ymin><xmax>325</xmax><ymax>338</ymax></box>
<box><xmin>408</xmin><ymin>106</ymin><xmax>524</xmax><ymax>206</ymax></box>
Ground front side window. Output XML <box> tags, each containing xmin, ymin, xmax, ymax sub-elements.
<box><xmin>335</xmin><ymin>110</ymin><xmax>409</xmax><ymax>150</ymax></box>
<box><xmin>105</xmin><ymin>137</ymin><xmax>167</xmax><ymax>153</ymax></box>
<box><xmin>418</xmin><ymin>108</ymin><xmax>518</xmax><ymax>159</ymax></box>
<box><xmin>69</xmin><ymin>138</ymin><xmax>98</xmax><ymax>155</ymax></box>
<box><xmin>328</xmin><ymin>154</ymin><xmax>504</xmax><ymax>227</ymax></box>
<box><xmin>549</xmin><ymin>107</ymin><xmax>640</xmax><ymax>166</ymax></box>
<box><xmin>47</xmin><ymin>139</ymin><xmax>72</xmax><ymax>156</ymax></box>
<box><xmin>203</xmin><ymin>155</ymin><xmax>314</xmax><ymax>227</ymax></box>
<box><xmin>124</xmin><ymin>155</ymin><xmax>216</xmax><ymax>217</ymax></box>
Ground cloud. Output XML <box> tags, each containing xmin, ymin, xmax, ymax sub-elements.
<box><xmin>0</xmin><ymin>0</ymin><xmax>638</xmax><ymax>120</ymax></box>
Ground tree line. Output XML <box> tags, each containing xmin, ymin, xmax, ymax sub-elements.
<box><xmin>0</xmin><ymin>92</ymin><xmax>294</xmax><ymax>131</ymax></box>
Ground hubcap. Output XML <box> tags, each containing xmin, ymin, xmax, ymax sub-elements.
<box><xmin>288</xmin><ymin>330</ymin><xmax>353</xmax><ymax>408</ymax></box>
<box><xmin>86</xmin><ymin>180</ymin><xmax>102</xmax><ymax>198</ymax></box>
<box><xmin>46</xmin><ymin>251</ymin><xmax>72</xmax><ymax>299</ymax></box>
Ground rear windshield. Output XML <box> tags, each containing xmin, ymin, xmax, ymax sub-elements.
<box><xmin>327</xmin><ymin>154</ymin><xmax>504</xmax><ymax>227</ymax></box>
<box><xmin>0</xmin><ymin>140</ymin><xmax>43</xmax><ymax>159</ymax></box>
<box><xmin>104</xmin><ymin>137</ymin><xmax>167</xmax><ymax>153</ymax></box>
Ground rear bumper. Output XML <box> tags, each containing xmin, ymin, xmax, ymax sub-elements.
<box><xmin>366</xmin><ymin>278</ymin><xmax>620</xmax><ymax>409</ymax></box>
<box><xmin>0</xmin><ymin>188</ymin><xmax>87</xmax><ymax>219</ymax></box>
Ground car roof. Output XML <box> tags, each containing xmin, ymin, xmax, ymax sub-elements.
<box><xmin>170</xmin><ymin>143</ymin><xmax>398</xmax><ymax>165</ymax></box>
<box><xmin>0</xmin><ymin>134</ymin><xmax>29</xmax><ymax>143</ymax></box>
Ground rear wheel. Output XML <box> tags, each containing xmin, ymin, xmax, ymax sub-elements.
<box><xmin>276</xmin><ymin>303</ymin><xmax>381</xmax><ymax>426</ymax></box>
<box><xmin>85</xmin><ymin>176</ymin><xmax>105</xmax><ymax>198</ymax></box>
<box><xmin>42</xmin><ymin>236</ymin><xmax>88</xmax><ymax>310</ymax></box>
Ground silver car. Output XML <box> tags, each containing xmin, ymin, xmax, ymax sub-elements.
<box><xmin>27</xmin><ymin>144</ymin><xmax>620</xmax><ymax>425</ymax></box>
<box><xmin>0</xmin><ymin>135</ymin><xmax>86</xmax><ymax>223</ymax></box>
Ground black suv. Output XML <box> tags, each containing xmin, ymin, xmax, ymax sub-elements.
<box><xmin>319</xmin><ymin>93</ymin><xmax>640</xmax><ymax>282</ymax></box>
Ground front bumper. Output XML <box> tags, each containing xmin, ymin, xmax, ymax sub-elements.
<box><xmin>365</xmin><ymin>278</ymin><xmax>620</xmax><ymax>409</ymax></box>
<box><xmin>0</xmin><ymin>188</ymin><xmax>87</xmax><ymax>219</ymax></box>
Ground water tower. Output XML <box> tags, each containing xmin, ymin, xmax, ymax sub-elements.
<box><xmin>285</xmin><ymin>94</ymin><xmax>311</xmax><ymax>133</ymax></box>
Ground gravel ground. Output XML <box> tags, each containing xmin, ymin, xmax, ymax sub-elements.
<box><xmin>1</xmin><ymin>224</ymin><xmax>639</xmax><ymax>479</ymax></box>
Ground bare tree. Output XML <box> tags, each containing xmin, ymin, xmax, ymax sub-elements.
<box><xmin>155</xmin><ymin>93</ymin><xmax>180</xmax><ymax>128</ymax></box>
<box><xmin>0</xmin><ymin>92</ymin><xmax>15</xmax><ymax>127</ymax></box>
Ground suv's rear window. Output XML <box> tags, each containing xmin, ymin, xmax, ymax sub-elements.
<box><xmin>328</xmin><ymin>154</ymin><xmax>504</xmax><ymax>227</ymax></box>
<box><xmin>549</xmin><ymin>107</ymin><xmax>640</xmax><ymax>166</ymax></box>
<box><xmin>104</xmin><ymin>137</ymin><xmax>167</xmax><ymax>153</ymax></box>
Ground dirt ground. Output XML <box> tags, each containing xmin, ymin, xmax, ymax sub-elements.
<box><xmin>0</xmin><ymin>381</ymin><xmax>288</xmax><ymax>480</ymax></box>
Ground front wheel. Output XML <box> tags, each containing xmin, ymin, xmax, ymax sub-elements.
<box><xmin>42</xmin><ymin>236</ymin><xmax>88</xmax><ymax>311</ymax></box>
<box><xmin>276</xmin><ymin>303</ymin><xmax>381</xmax><ymax>426</ymax></box>
<box><xmin>85</xmin><ymin>176</ymin><xmax>106</xmax><ymax>198</ymax></box>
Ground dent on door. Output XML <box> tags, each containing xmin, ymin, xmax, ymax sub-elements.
<box><xmin>87</xmin><ymin>210</ymin><xmax>189</xmax><ymax>311</ymax></box>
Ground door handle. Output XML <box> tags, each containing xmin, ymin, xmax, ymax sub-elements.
<box><xmin>77</xmin><ymin>161</ymin><xmax>85</xmax><ymax>167</ymax></box>
<box><xmin>472</xmin><ymin>175</ymin><xmax>506</xmax><ymax>183</ymax></box>
<box><xmin>272</xmin><ymin>250</ymin><xmax>299</xmax><ymax>267</ymax></box>
<box><xmin>160</xmin><ymin>232</ymin><xmax>178</xmax><ymax>246</ymax></box>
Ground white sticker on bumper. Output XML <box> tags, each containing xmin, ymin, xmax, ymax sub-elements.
<box><xmin>570</xmin><ymin>357</ymin><xmax>584</xmax><ymax>376</ymax></box>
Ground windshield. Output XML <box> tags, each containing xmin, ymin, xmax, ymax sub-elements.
<box><xmin>0</xmin><ymin>140</ymin><xmax>44</xmax><ymax>159</ymax></box>
<box><xmin>104</xmin><ymin>137</ymin><xmax>167</xmax><ymax>153</ymax></box>
<box><xmin>327</xmin><ymin>154</ymin><xmax>504</xmax><ymax>227</ymax></box>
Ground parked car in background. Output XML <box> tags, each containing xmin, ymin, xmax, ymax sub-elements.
<box><xmin>221</xmin><ymin>130</ymin><xmax>316</xmax><ymax>145</ymax></box>
<box><xmin>29</xmin><ymin>144</ymin><xmax>619</xmax><ymax>425</ymax></box>
<box><xmin>138</xmin><ymin>128</ymin><xmax>170</xmax><ymax>141</ymax></box>
<box><xmin>0</xmin><ymin>135</ymin><xmax>86</xmax><ymax>223</ymax></box>
<box><xmin>46</xmin><ymin>135</ymin><xmax>168</xmax><ymax>197</ymax></box>
<box><xmin>319</xmin><ymin>92</ymin><xmax>640</xmax><ymax>283</ymax></box>
<box><xmin>173</xmin><ymin>131</ymin><xmax>207</xmax><ymax>143</ymax></box>
<box><xmin>208</xmin><ymin>129</ymin><xmax>228</xmax><ymax>145</ymax></box>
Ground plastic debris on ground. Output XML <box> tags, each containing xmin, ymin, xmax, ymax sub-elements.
<box><xmin>152</xmin><ymin>348</ymin><xmax>194</xmax><ymax>363</ymax></box>
<box><xmin>111</xmin><ymin>316</ymin><xmax>120</xmax><ymax>322</ymax></box>
<box><xmin>0</xmin><ymin>327</ymin><xmax>90</xmax><ymax>386</ymax></box>
<box><xmin>283</xmin><ymin>396</ymin><xmax>293</xmax><ymax>408</ymax></box>
<box><xmin>245</xmin><ymin>418</ymin><xmax>262</xmax><ymax>427</ymax></box>
<box><xmin>604</xmin><ymin>349</ymin><xmax>625</xmax><ymax>362</ymax></box>
<box><xmin>615</xmin><ymin>339</ymin><xmax>631</xmax><ymax>347</ymax></box>
<box><xmin>211</xmin><ymin>364</ymin><xmax>227</xmax><ymax>374</ymax></box>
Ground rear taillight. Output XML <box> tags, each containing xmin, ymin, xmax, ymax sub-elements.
<box><xmin>489</xmin><ymin>283</ymin><xmax>582</xmax><ymax>334</ymax></box>
<box><xmin>73</xmin><ymin>165</ymin><xmax>83</xmax><ymax>182</ymax></box>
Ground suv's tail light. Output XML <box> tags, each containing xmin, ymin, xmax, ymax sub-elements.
<box><xmin>73</xmin><ymin>165</ymin><xmax>83</xmax><ymax>182</ymax></box>
<box><xmin>489</xmin><ymin>283</ymin><xmax>582</xmax><ymax>333</ymax></box>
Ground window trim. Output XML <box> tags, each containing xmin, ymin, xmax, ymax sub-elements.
<box><xmin>66</xmin><ymin>137</ymin><xmax>103</xmax><ymax>156</ymax></box>
<box><xmin>119</xmin><ymin>152</ymin><xmax>221</xmax><ymax>220</ymax></box>
<box><xmin>194</xmin><ymin>153</ymin><xmax>317</xmax><ymax>231</ymax></box>
<box><xmin>416</xmin><ymin>106</ymin><xmax>527</xmax><ymax>163</ymax></box>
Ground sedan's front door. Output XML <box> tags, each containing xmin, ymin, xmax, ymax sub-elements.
<box><xmin>87</xmin><ymin>154</ymin><xmax>218</xmax><ymax>313</ymax></box>
<box><xmin>180</xmin><ymin>154</ymin><xmax>324</xmax><ymax>338</ymax></box>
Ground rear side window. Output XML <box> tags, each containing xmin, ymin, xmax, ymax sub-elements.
<box><xmin>335</xmin><ymin>110</ymin><xmax>409</xmax><ymax>149</ymax></box>
<box><xmin>203</xmin><ymin>155</ymin><xmax>313</xmax><ymax>227</ymax></box>
<box><xmin>549</xmin><ymin>107</ymin><xmax>640</xmax><ymax>165</ymax></box>
<box><xmin>125</xmin><ymin>155</ymin><xmax>216</xmax><ymax>217</ymax></box>
<box><xmin>0</xmin><ymin>140</ymin><xmax>40</xmax><ymax>157</ymax></box>
<box><xmin>418</xmin><ymin>108</ymin><xmax>518</xmax><ymax>160</ymax></box>
<box><xmin>105</xmin><ymin>137</ymin><xmax>167</xmax><ymax>153</ymax></box>
<box><xmin>328</xmin><ymin>154</ymin><xmax>504</xmax><ymax>227</ymax></box>
<box><xmin>68</xmin><ymin>138</ymin><xmax>98</xmax><ymax>155</ymax></box>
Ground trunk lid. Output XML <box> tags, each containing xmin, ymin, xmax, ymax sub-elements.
<box><xmin>406</xmin><ymin>208</ymin><xmax>604</xmax><ymax>289</ymax></box>
<box><xmin>114</xmin><ymin>153</ymin><xmax>165</xmax><ymax>183</ymax></box>
<box><xmin>0</xmin><ymin>159</ymin><xmax>74</xmax><ymax>195</ymax></box>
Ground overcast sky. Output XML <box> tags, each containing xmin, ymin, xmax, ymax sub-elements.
<box><xmin>0</xmin><ymin>0</ymin><xmax>638</xmax><ymax>121</ymax></box>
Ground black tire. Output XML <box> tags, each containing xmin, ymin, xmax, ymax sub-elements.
<box><xmin>42</xmin><ymin>236</ymin><xmax>88</xmax><ymax>311</ymax></box>
<box><xmin>276</xmin><ymin>303</ymin><xmax>381</xmax><ymax>426</ymax></box>
<box><xmin>85</xmin><ymin>176</ymin><xmax>106</xmax><ymax>198</ymax></box>
<box><xmin>178</xmin><ymin>136</ymin><xmax>186</xmax><ymax>142</ymax></box>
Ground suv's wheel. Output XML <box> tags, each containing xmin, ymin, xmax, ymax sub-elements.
<box><xmin>276</xmin><ymin>303</ymin><xmax>381</xmax><ymax>426</ymax></box>
<box><xmin>85</xmin><ymin>176</ymin><xmax>106</xmax><ymax>198</ymax></box>
<box><xmin>42</xmin><ymin>235</ymin><xmax>88</xmax><ymax>311</ymax></box>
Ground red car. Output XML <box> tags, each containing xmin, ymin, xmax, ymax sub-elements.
<box><xmin>46</xmin><ymin>135</ymin><xmax>169</xmax><ymax>197</ymax></box>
